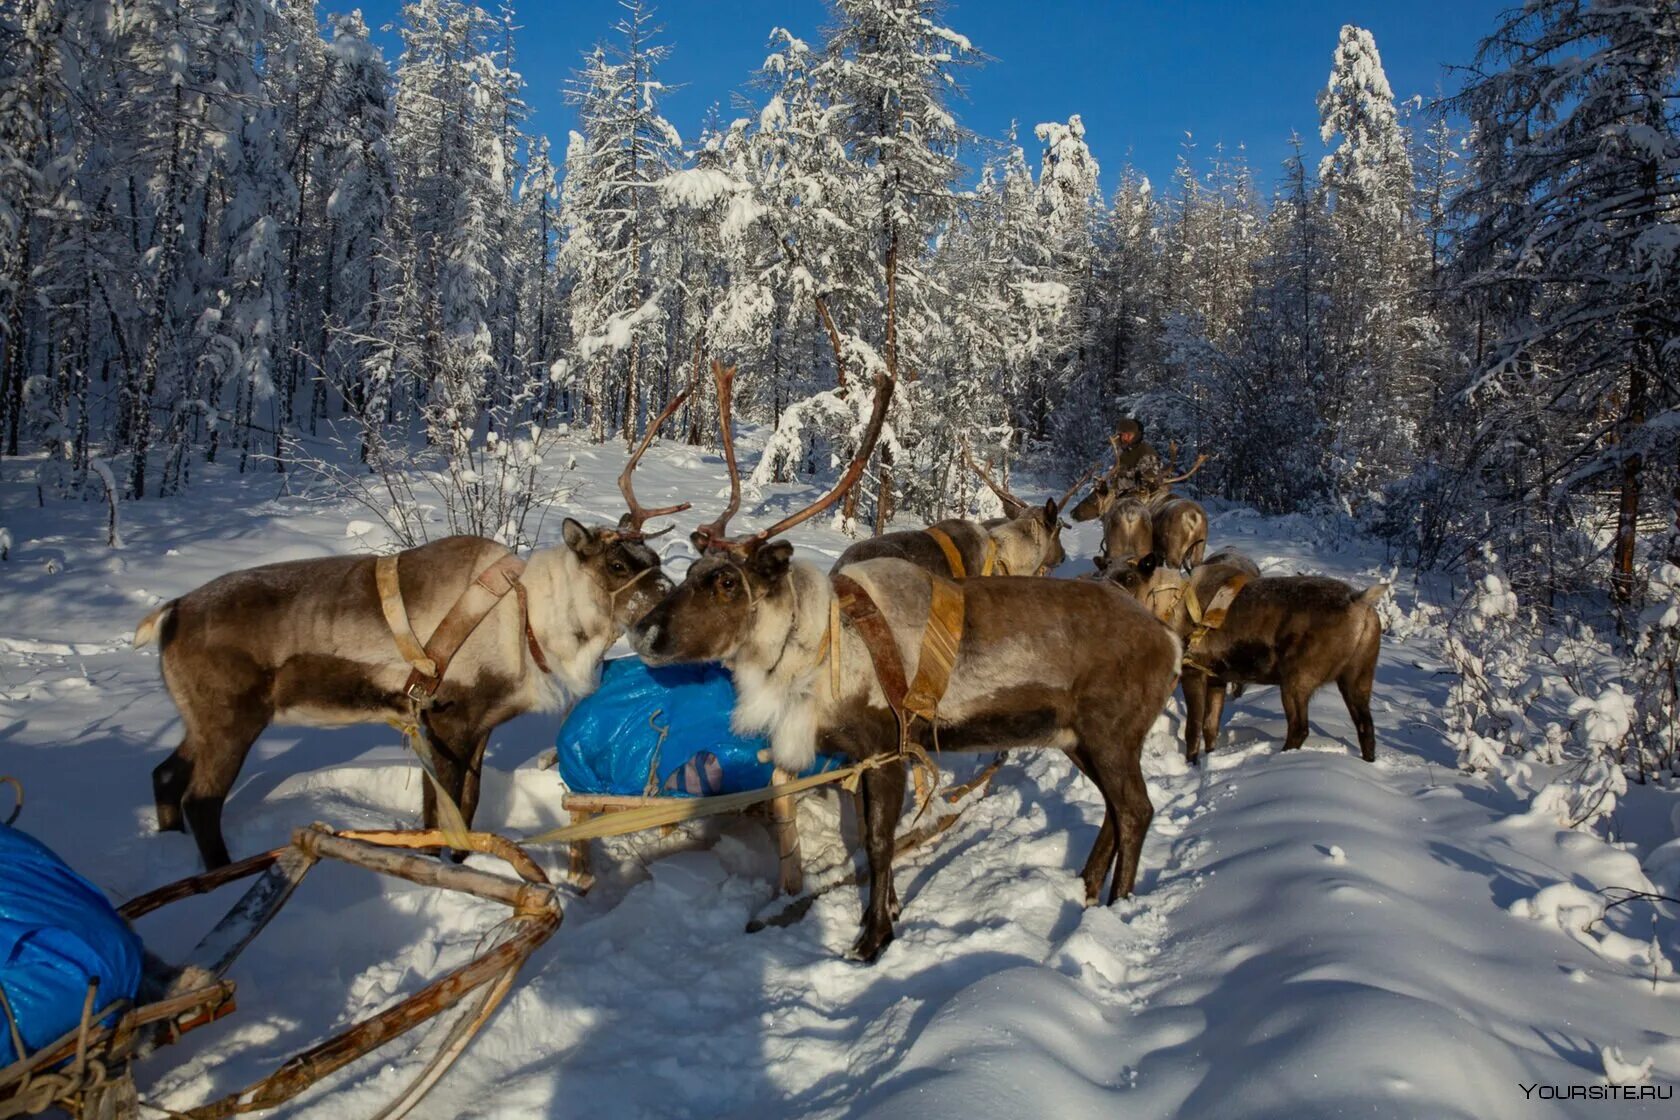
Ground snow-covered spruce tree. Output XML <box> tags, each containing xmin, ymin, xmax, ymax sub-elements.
<box><xmin>759</xmin><ymin>0</ymin><xmax>984</xmax><ymax>526</ymax></box>
<box><xmin>1205</xmin><ymin>139</ymin><xmax>1337</xmax><ymax>512</ymax></box>
<box><xmin>1033</xmin><ymin>115</ymin><xmax>1111</xmax><ymax>464</ymax></box>
<box><xmin>561</xmin><ymin>1</ymin><xmax>681</xmax><ymax>445</ymax></box>
<box><xmin>317</xmin><ymin>11</ymin><xmax>399</xmax><ymax>452</ymax></box>
<box><xmin>1316</xmin><ymin>24</ymin><xmax>1437</xmax><ymax>506</ymax></box>
<box><xmin>1087</xmin><ymin>166</ymin><xmax>1166</xmax><ymax>438</ymax></box>
<box><xmin>1450</xmin><ymin>0</ymin><xmax>1680</xmax><ymax>604</ymax></box>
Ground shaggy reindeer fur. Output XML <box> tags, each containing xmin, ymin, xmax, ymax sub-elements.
<box><xmin>832</xmin><ymin>501</ymin><xmax>1066</xmax><ymax>579</ymax></box>
<box><xmin>632</xmin><ymin>551</ymin><xmax>1181</xmax><ymax>962</ymax></box>
<box><xmin>1106</xmin><ymin>553</ymin><xmax>1386</xmax><ymax>764</ymax></box>
<box><xmin>135</xmin><ymin>524</ymin><xmax>670</xmax><ymax>868</ymax></box>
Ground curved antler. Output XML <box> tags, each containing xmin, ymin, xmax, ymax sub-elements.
<box><xmin>690</xmin><ymin>361</ymin><xmax>743</xmax><ymax>552</ymax></box>
<box><xmin>962</xmin><ymin>439</ymin><xmax>1029</xmax><ymax>517</ymax></box>
<box><xmin>1160</xmin><ymin>453</ymin><xmax>1209</xmax><ymax>487</ymax></box>
<box><xmin>1056</xmin><ymin>463</ymin><xmax>1100</xmax><ymax>510</ymax></box>
<box><xmin>745</xmin><ymin>369</ymin><xmax>894</xmax><ymax>545</ymax></box>
<box><xmin>614</xmin><ymin>387</ymin><xmax>694</xmax><ymax>540</ymax></box>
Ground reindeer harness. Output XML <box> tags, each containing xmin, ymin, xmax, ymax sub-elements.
<box><xmin>924</xmin><ymin>525</ymin><xmax>1003</xmax><ymax>579</ymax></box>
<box><xmin>376</xmin><ymin>552</ymin><xmax>552</xmax><ymax>703</ymax></box>
<box><xmin>1177</xmin><ymin>573</ymin><xmax>1251</xmax><ymax>674</ymax></box>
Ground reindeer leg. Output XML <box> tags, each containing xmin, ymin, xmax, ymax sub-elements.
<box><xmin>458</xmin><ymin>729</ymin><xmax>494</xmax><ymax>828</ymax></box>
<box><xmin>1339</xmin><ymin>657</ymin><xmax>1377</xmax><ymax>763</ymax></box>
<box><xmin>1079</xmin><ymin>709</ymin><xmax>1156</xmax><ymax>905</ymax></box>
<box><xmin>1280</xmin><ymin>680</ymin><xmax>1312</xmax><ymax>753</ymax></box>
<box><xmin>1070</xmin><ymin>749</ymin><xmax>1116</xmax><ymax>905</ymax></box>
<box><xmin>179</xmin><ymin>701</ymin><xmax>269</xmax><ymax>870</ymax></box>
<box><xmin>1181</xmin><ymin>673</ymin><xmax>1209</xmax><ymax>765</ymax></box>
<box><xmin>417</xmin><ymin>713</ymin><xmax>474</xmax><ymax>861</ymax></box>
<box><xmin>1201</xmin><ymin>680</ymin><xmax>1227</xmax><ymax>757</ymax></box>
<box><xmin>1110</xmin><ymin>754</ymin><xmax>1154</xmax><ymax>903</ymax></box>
<box><xmin>848</xmin><ymin>757</ymin><xmax>906</xmax><ymax>964</ymax></box>
<box><xmin>153</xmin><ymin>746</ymin><xmax>192</xmax><ymax>833</ymax></box>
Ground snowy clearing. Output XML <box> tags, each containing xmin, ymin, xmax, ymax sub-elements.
<box><xmin>1</xmin><ymin>439</ymin><xmax>1677</xmax><ymax>1119</ymax></box>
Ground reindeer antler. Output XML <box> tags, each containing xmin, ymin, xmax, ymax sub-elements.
<box><xmin>961</xmin><ymin>439</ymin><xmax>1030</xmax><ymax>517</ymax></box>
<box><xmin>747</xmin><ymin>369</ymin><xmax>894</xmax><ymax>545</ymax></box>
<box><xmin>690</xmin><ymin>361</ymin><xmax>742</xmax><ymax>551</ymax></box>
<box><xmin>1057</xmin><ymin>463</ymin><xmax>1101</xmax><ymax>509</ymax></box>
<box><xmin>1160</xmin><ymin>453</ymin><xmax>1209</xmax><ymax>487</ymax></box>
<box><xmin>614</xmin><ymin>387</ymin><xmax>694</xmax><ymax>540</ymax></box>
<box><xmin>695</xmin><ymin>362</ymin><xmax>896</xmax><ymax>553</ymax></box>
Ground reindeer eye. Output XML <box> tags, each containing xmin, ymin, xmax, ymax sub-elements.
<box><xmin>609</xmin><ymin>559</ymin><xmax>628</xmax><ymax>575</ymax></box>
<box><xmin>716</xmin><ymin>572</ymin><xmax>738</xmax><ymax>595</ymax></box>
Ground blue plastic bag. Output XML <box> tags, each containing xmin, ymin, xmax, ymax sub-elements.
<box><xmin>0</xmin><ymin>824</ymin><xmax>143</xmax><ymax>1065</ymax></box>
<box><xmin>556</xmin><ymin>658</ymin><xmax>841</xmax><ymax>796</ymax></box>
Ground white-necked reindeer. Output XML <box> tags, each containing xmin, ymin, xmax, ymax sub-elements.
<box><xmin>135</xmin><ymin>394</ymin><xmax>691</xmax><ymax>868</ymax></box>
<box><xmin>630</xmin><ymin>363</ymin><xmax>1181</xmax><ymax>962</ymax></box>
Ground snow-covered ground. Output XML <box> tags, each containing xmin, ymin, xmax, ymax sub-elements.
<box><xmin>2</xmin><ymin>439</ymin><xmax>1677</xmax><ymax>1119</ymax></box>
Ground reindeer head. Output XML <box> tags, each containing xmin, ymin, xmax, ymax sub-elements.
<box><xmin>558</xmin><ymin>386</ymin><xmax>698</xmax><ymax>630</ymax></box>
<box><xmin>1100</xmin><ymin>552</ymin><xmax>1188</xmax><ymax>625</ymax></box>
<box><xmin>631</xmin><ymin>361</ymin><xmax>894</xmax><ymax>667</ymax></box>
<box><xmin>1071</xmin><ymin>432</ymin><xmax>1207</xmax><ymax>522</ymax></box>
<box><xmin>962</xmin><ymin>442</ymin><xmax>1093</xmax><ymax>575</ymax></box>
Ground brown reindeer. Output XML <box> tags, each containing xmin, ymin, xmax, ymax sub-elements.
<box><xmin>1105</xmin><ymin>552</ymin><xmax>1386</xmax><ymax>765</ymax></box>
<box><xmin>630</xmin><ymin>363</ymin><xmax>1181</xmax><ymax>962</ymax></box>
<box><xmin>134</xmin><ymin>395</ymin><xmax>691</xmax><ymax>869</ymax></box>
<box><xmin>1072</xmin><ymin>449</ymin><xmax>1208</xmax><ymax>571</ymax></box>
<box><xmin>832</xmin><ymin>448</ymin><xmax>1090</xmax><ymax>580</ymax></box>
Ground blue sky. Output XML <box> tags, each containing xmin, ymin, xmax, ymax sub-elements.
<box><xmin>353</xmin><ymin>0</ymin><xmax>1508</xmax><ymax>194</ymax></box>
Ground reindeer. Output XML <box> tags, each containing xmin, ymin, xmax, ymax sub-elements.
<box><xmin>1104</xmin><ymin>551</ymin><xmax>1386</xmax><ymax>765</ymax></box>
<box><xmin>832</xmin><ymin>446</ymin><xmax>1090</xmax><ymax>580</ymax></box>
<box><xmin>630</xmin><ymin>362</ymin><xmax>1182</xmax><ymax>962</ymax></box>
<box><xmin>1073</xmin><ymin>442</ymin><xmax>1209</xmax><ymax>571</ymax></box>
<box><xmin>134</xmin><ymin>394</ymin><xmax>691</xmax><ymax>869</ymax></box>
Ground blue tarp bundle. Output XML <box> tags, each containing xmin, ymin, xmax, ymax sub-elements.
<box><xmin>556</xmin><ymin>658</ymin><xmax>841</xmax><ymax>797</ymax></box>
<box><xmin>0</xmin><ymin>824</ymin><xmax>143</xmax><ymax>1065</ymax></box>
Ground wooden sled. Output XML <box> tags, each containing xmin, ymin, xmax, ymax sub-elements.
<box><xmin>0</xmin><ymin>827</ymin><xmax>560</xmax><ymax>1120</ymax></box>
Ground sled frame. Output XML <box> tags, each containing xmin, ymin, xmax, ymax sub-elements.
<box><xmin>0</xmin><ymin>827</ymin><xmax>560</xmax><ymax>1120</ymax></box>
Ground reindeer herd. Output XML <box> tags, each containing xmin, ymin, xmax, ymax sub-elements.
<box><xmin>133</xmin><ymin>363</ymin><xmax>1388</xmax><ymax>963</ymax></box>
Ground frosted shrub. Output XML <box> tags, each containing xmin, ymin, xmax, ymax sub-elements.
<box><xmin>1445</xmin><ymin>553</ymin><xmax>1544</xmax><ymax>772</ymax></box>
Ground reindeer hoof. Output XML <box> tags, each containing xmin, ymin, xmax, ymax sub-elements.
<box><xmin>846</xmin><ymin>928</ymin><xmax>893</xmax><ymax>964</ymax></box>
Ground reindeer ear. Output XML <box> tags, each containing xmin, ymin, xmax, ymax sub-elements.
<box><xmin>562</xmin><ymin>518</ymin><xmax>601</xmax><ymax>557</ymax></box>
<box><xmin>1041</xmin><ymin>497</ymin><xmax>1058</xmax><ymax>527</ymax></box>
<box><xmin>749</xmin><ymin>540</ymin><xmax>795</xmax><ymax>583</ymax></box>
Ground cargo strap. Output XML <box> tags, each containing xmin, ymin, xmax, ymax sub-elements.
<box><xmin>1182</xmin><ymin>572</ymin><xmax>1251</xmax><ymax>672</ymax></box>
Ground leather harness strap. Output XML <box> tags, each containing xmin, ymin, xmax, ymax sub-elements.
<box><xmin>831</xmin><ymin>571</ymin><xmax>965</xmax><ymax>726</ymax></box>
<box><xmin>1182</xmin><ymin>571</ymin><xmax>1252</xmax><ymax>672</ymax></box>
<box><xmin>377</xmin><ymin>555</ymin><xmax>436</xmax><ymax>677</ymax></box>
<box><xmin>904</xmin><ymin>576</ymin><xmax>965</xmax><ymax>720</ymax></box>
<box><xmin>832</xmin><ymin>573</ymin><xmax>910</xmax><ymax>710</ymax></box>
<box><xmin>981</xmin><ymin>537</ymin><xmax>1003</xmax><ymax>577</ymax></box>
<box><xmin>391</xmin><ymin>552</ymin><xmax>550</xmax><ymax>701</ymax></box>
<box><xmin>924</xmin><ymin>526</ymin><xmax>967</xmax><ymax>580</ymax></box>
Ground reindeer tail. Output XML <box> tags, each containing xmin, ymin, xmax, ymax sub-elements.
<box><xmin>134</xmin><ymin>601</ymin><xmax>176</xmax><ymax>648</ymax></box>
<box><xmin>1356</xmin><ymin>583</ymin><xmax>1391</xmax><ymax>607</ymax></box>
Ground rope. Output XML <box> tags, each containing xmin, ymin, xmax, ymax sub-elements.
<box><xmin>0</xmin><ymin>981</ymin><xmax>128</xmax><ymax>1120</ymax></box>
<box><xmin>526</xmin><ymin>751</ymin><xmax>937</xmax><ymax>847</ymax></box>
